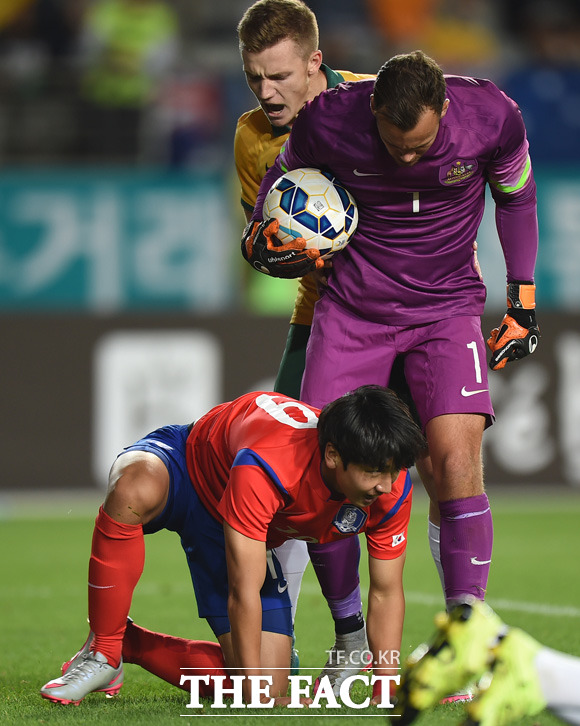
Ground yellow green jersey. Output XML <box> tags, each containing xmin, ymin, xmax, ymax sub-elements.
<box><xmin>234</xmin><ymin>65</ymin><xmax>373</xmax><ymax>325</ymax></box>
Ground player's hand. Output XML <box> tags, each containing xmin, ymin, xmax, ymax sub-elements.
<box><xmin>313</xmin><ymin>262</ymin><xmax>333</xmax><ymax>293</ymax></box>
<box><xmin>241</xmin><ymin>218</ymin><xmax>323</xmax><ymax>279</ymax></box>
<box><xmin>487</xmin><ymin>282</ymin><xmax>540</xmax><ymax>370</ymax></box>
<box><xmin>473</xmin><ymin>241</ymin><xmax>483</xmax><ymax>281</ymax></box>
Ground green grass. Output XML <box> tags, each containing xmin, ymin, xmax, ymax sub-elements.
<box><xmin>1</xmin><ymin>487</ymin><xmax>579</xmax><ymax>724</ymax></box>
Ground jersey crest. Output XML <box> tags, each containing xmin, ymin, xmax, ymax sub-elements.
<box><xmin>333</xmin><ymin>504</ymin><xmax>368</xmax><ymax>534</ymax></box>
<box><xmin>440</xmin><ymin>159</ymin><xmax>478</xmax><ymax>185</ymax></box>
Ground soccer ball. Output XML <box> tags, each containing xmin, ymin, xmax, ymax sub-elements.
<box><xmin>262</xmin><ymin>167</ymin><xmax>358</xmax><ymax>258</ymax></box>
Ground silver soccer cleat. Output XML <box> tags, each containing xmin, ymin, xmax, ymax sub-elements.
<box><xmin>61</xmin><ymin>617</ymin><xmax>133</xmax><ymax>676</ymax></box>
<box><xmin>41</xmin><ymin>651</ymin><xmax>123</xmax><ymax>705</ymax></box>
<box><xmin>61</xmin><ymin>630</ymin><xmax>94</xmax><ymax>675</ymax></box>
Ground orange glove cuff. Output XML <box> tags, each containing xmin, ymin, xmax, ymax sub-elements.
<box><xmin>507</xmin><ymin>282</ymin><xmax>535</xmax><ymax>310</ymax></box>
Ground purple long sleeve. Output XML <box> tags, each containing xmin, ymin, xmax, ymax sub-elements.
<box><xmin>251</xmin><ymin>76</ymin><xmax>539</xmax><ymax>324</ymax></box>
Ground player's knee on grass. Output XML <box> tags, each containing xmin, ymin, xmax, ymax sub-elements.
<box><xmin>104</xmin><ymin>451</ymin><xmax>170</xmax><ymax>525</ymax></box>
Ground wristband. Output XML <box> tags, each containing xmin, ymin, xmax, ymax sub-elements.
<box><xmin>507</xmin><ymin>282</ymin><xmax>535</xmax><ymax>310</ymax></box>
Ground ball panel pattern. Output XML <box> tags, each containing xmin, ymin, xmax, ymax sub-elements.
<box><xmin>263</xmin><ymin>167</ymin><xmax>358</xmax><ymax>258</ymax></box>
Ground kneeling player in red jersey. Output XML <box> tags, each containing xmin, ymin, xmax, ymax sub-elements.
<box><xmin>40</xmin><ymin>385</ymin><xmax>425</xmax><ymax>706</ymax></box>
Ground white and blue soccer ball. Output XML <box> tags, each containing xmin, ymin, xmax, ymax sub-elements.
<box><xmin>262</xmin><ymin>167</ymin><xmax>358</xmax><ymax>258</ymax></box>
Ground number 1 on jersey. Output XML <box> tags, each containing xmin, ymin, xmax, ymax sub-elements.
<box><xmin>466</xmin><ymin>341</ymin><xmax>483</xmax><ymax>384</ymax></box>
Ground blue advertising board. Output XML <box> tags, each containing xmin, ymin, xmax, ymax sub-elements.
<box><xmin>0</xmin><ymin>167</ymin><xmax>577</xmax><ymax>311</ymax></box>
<box><xmin>0</xmin><ymin>169</ymin><xmax>236</xmax><ymax>310</ymax></box>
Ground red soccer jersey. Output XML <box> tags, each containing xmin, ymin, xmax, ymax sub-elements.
<box><xmin>186</xmin><ymin>391</ymin><xmax>412</xmax><ymax>560</ymax></box>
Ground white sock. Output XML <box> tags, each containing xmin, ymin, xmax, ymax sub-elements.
<box><xmin>272</xmin><ymin>539</ymin><xmax>310</xmax><ymax>624</ymax></box>
<box><xmin>428</xmin><ymin>519</ymin><xmax>446</xmax><ymax>595</ymax></box>
<box><xmin>536</xmin><ymin>647</ymin><xmax>580</xmax><ymax>724</ymax></box>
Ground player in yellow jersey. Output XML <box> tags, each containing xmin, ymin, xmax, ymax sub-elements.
<box><xmin>235</xmin><ymin>9</ymin><xmax>372</xmax><ymax>356</ymax></box>
<box><xmin>235</xmin><ymin>0</ymin><xmax>375</xmax><ymax>694</ymax></box>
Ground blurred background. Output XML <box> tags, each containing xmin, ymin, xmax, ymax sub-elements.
<box><xmin>1</xmin><ymin>0</ymin><xmax>580</xmax><ymax>498</ymax></box>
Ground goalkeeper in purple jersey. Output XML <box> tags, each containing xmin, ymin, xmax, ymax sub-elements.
<box><xmin>243</xmin><ymin>50</ymin><xmax>540</xmax><ymax>615</ymax></box>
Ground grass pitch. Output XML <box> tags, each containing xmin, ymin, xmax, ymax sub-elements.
<box><xmin>1</xmin><ymin>485</ymin><xmax>579</xmax><ymax>725</ymax></box>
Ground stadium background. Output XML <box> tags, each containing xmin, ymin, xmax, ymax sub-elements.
<box><xmin>1</xmin><ymin>0</ymin><xmax>579</xmax><ymax>493</ymax></box>
<box><xmin>0</xmin><ymin>2</ymin><xmax>579</xmax><ymax>722</ymax></box>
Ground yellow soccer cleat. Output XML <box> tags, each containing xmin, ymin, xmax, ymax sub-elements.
<box><xmin>464</xmin><ymin>628</ymin><xmax>547</xmax><ymax>726</ymax></box>
<box><xmin>395</xmin><ymin>597</ymin><xmax>506</xmax><ymax>724</ymax></box>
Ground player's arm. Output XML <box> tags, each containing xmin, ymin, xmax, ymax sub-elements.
<box><xmin>487</xmin><ymin>169</ymin><xmax>540</xmax><ymax>371</ymax></box>
<box><xmin>487</xmin><ymin>105</ymin><xmax>540</xmax><ymax>370</ymax></box>
<box><xmin>233</xmin><ymin>113</ymin><xmax>262</xmax><ymax>220</ymax></box>
<box><xmin>366</xmin><ymin>553</ymin><xmax>406</xmax><ymax>702</ymax></box>
<box><xmin>223</xmin><ymin>521</ymin><xmax>267</xmax><ymax>702</ymax></box>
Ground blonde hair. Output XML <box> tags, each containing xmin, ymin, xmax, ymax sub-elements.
<box><xmin>238</xmin><ymin>0</ymin><xmax>319</xmax><ymax>58</ymax></box>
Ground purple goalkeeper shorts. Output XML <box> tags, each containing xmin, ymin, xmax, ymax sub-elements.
<box><xmin>300</xmin><ymin>296</ymin><xmax>494</xmax><ymax>430</ymax></box>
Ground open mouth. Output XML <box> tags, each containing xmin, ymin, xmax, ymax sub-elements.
<box><xmin>263</xmin><ymin>103</ymin><xmax>285</xmax><ymax>117</ymax></box>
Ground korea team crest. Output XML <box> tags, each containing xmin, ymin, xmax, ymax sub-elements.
<box><xmin>333</xmin><ymin>505</ymin><xmax>368</xmax><ymax>534</ymax></box>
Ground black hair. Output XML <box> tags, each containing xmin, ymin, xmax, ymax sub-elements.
<box><xmin>317</xmin><ymin>385</ymin><xmax>427</xmax><ymax>471</ymax></box>
<box><xmin>372</xmin><ymin>50</ymin><xmax>447</xmax><ymax>131</ymax></box>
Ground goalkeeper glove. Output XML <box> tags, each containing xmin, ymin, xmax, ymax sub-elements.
<box><xmin>487</xmin><ymin>282</ymin><xmax>540</xmax><ymax>370</ymax></box>
<box><xmin>241</xmin><ymin>218</ymin><xmax>322</xmax><ymax>279</ymax></box>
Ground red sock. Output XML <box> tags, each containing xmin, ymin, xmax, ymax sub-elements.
<box><xmin>123</xmin><ymin>620</ymin><xmax>231</xmax><ymax>697</ymax></box>
<box><xmin>88</xmin><ymin>506</ymin><xmax>145</xmax><ymax>668</ymax></box>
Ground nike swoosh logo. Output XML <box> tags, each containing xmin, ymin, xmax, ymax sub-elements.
<box><xmin>470</xmin><ymin>557</ymin><xmax>492</xmax><ymax>565</ymax></box>
<box><xmin>88</xmin><ymin>583</ymin><xmax>116</xmax><ymax>589</ymax></box>
<box><xmin>461</xmin><ymin>386</ymin><xmax>489</xmax><ymax>397</ymax></box>
<box><xmin>353</xmin><ymin>169</ymin><xmax>382</xmax><ymax>176</ymax></box>
<box><xmin>277</xmin><ymin>582</ymin><xmax>288</xmax><ymax>594</ymax></box>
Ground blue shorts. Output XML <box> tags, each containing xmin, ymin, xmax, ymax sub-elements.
<box><xmin>119</xmin><ymin>425</ymin><xmax>292</xmax><ymax>638</ymax></box>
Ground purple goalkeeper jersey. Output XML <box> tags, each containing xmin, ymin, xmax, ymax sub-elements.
<box><xmin>253</xmin><ymin>76</ymin><xmax>538</xmax><ymax>325</ymax></box>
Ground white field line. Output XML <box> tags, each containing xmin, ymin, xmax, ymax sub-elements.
<box><xmin>403</xmin><ymin>590</ymin><xmax>580</xmax><ymax>618</ymax></box>
<box><xmin>4</xmin><ymin>580</ymin><xmax>580</xmax><ymax>619</ymax></box>
<box><xmin>297</xmin><ymin>582</ymin><xmax>580</xmax><ymax>619</ymax></box>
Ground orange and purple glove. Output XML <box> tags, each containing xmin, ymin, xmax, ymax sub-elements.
<box><xmin>487</xmin><ymin>282</ymin><xmax>540</xmax><ymax>370</ymax></box>
<box><xmin>241</xmin><ymin>218</ymin><xmax>322</xmax><ymax>279</ymax></box>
